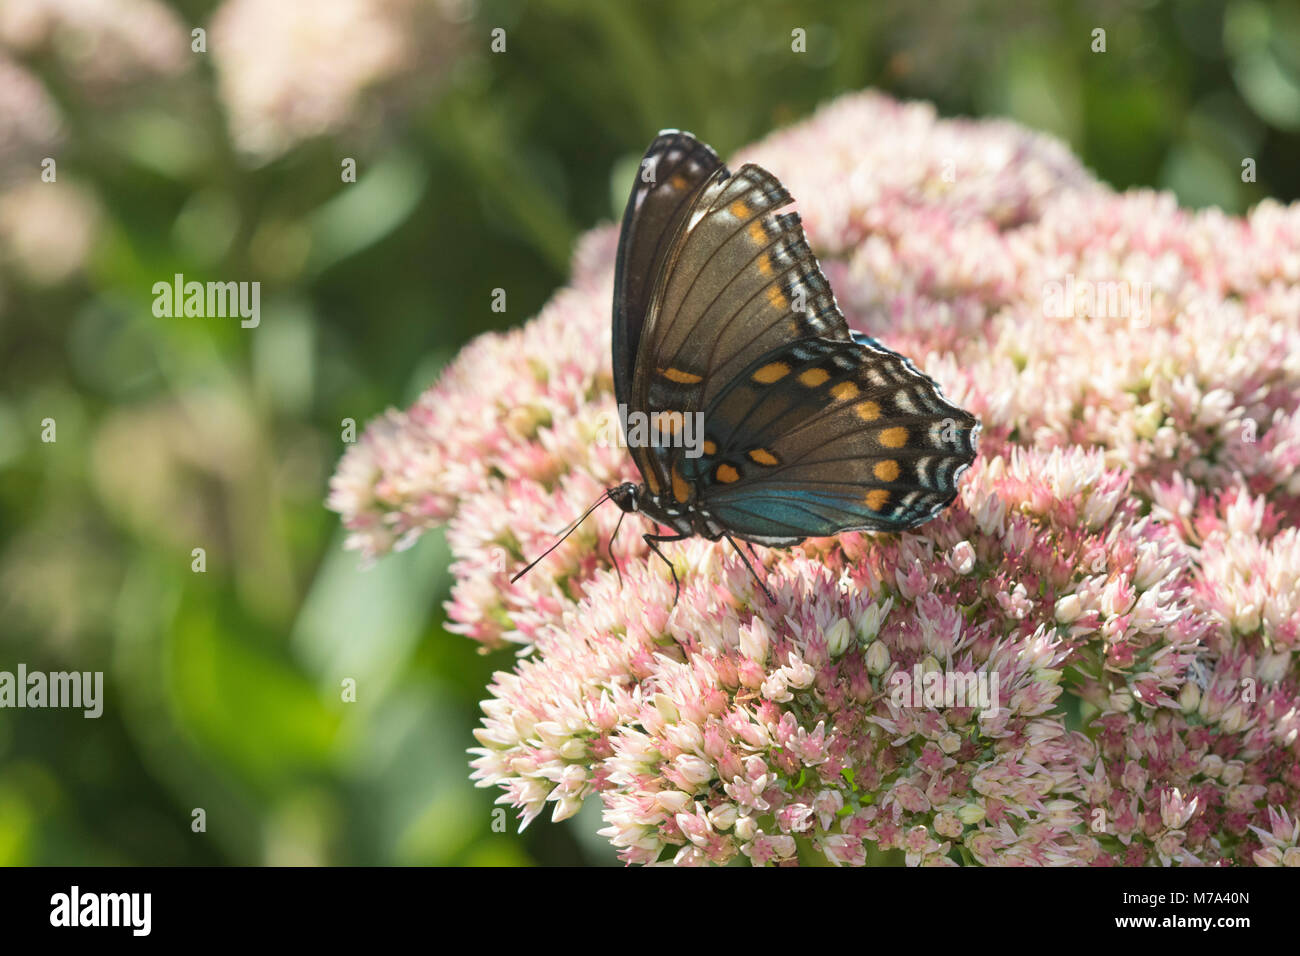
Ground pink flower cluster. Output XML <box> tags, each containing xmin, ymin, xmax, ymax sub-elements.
<box><xmin>329</xmin><ymin>92</ymin><xmax>1300</xmax><ymax>865</ymax></box>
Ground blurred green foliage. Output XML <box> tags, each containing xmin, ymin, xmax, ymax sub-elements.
<box><xmin>1</xmin><ymin>0</ymin><xmax>1298</xmax><ymax>865</ymax></box>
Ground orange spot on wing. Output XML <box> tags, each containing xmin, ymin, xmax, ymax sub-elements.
<box><xmin>730</xmin><ymin>200</ymin><xmax>750</xmax><ymax>219</ymax></box>
<box><xmin>671</xmin><ymin>464</ymin><xmax>691</xmax><ymax>503</ymax></box>
<box><xmin>831</xmin><ymin>382</ymin><xmax>859</xmax><ymax>401</ymax></box>
<box><xmin>669</xmin><ymin>174</ymin><xmax>688</xmax><ymax>190</ymax></box>
<box><xmin>703</xmin><ymin>440</ymin><xmax>717</xmax><ymax>455</ymax></box>
<box><xmin>855</xmin><ymin>400</ymin><xmax>881</xmax><ymax>421</ymax></box>
<box><xmin>748</xmin><ymin>221</ymin><xmax>767</xmax><ymax>244</ymax></box>
<box><xmin>865</xmin><ymin>488</ymin><xmax>891</xmax><ymax>511</ymax></box>
<box><xmin>716</xmin><ymin>464</ymin><xmax>739</xmax><ymax>484</ymax></box>
<box><xmin>766</xmin><ymin>285</ymin><xmax>786</xmax><ymax>309</ymax></box>
<box><xmin>748</xmin><ymin>448</ymin><xmax>779</xmax><ymax>466</ymax></box>
<box><xmin>874</xmin><ymin>459</ymin><xmax>900</xmax><ymax>482</ymax></box>
<box><xmin>799</xmin><ymin>368</ymin><xmax>830</xmax><ymax>387</ymax></box>
<box><xmin>752</xmin><ymin>362</ymin><xmax>790</xmax><ymax>384</ymax></box>
<box><xmin>657</xmin><ymin>367</ymin><xmax>703</xmax><ymax>384</ymax></box>
<box><xmin>657</xmin><ymin>412</ymin><xmax>682</xmax><ymax>435</ymax></box>
<box><xmin>878</xmin><ymin>427</ymin><xmax>908</xmax><ymax>448</ymax></box>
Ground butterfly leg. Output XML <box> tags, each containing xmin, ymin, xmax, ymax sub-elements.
<box><xmin>643</xmin><ymin>532</ymin><xmax>690</xmax><ymax>606</ymax></box>
<box><xmin>725</xmin><ymin>534</ymin><xmax>776</xmax><ymax>603</ymax></box>
<box><xmin>608</xmin><ymin>509</ymin><xmax>628</xmax><ymax>590</ymax></box>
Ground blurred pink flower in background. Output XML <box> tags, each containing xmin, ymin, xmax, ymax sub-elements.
<box><xmin>0</xmin><ymin>52</ymin><xmax>63</xmax><ymax>179</ymax></box>
<box><xmin>0</xmin><ymin>0</ymin><xmax>190</xmax><ymax>95</ymax></box>
<box><xmin>210</xmin><ymin>0</ymin><xmax>466</xmax><ymax>161</ymax></box>
<box><xmin>330</xmin><ymin>92</ymin><xmax>1300</xmax><ymax>865</ymax></box>
<box><xmin>0</xmin><ymin>0</ymin><xmax>187</xmax><ymax>287</ymax></box>
<box><xmin>0</xmin><ymin>179</ymin><xmax>100</xmax><ymax>285</ymax></box>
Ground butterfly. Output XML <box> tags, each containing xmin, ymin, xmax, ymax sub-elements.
<box><xmin>515</xmin><ymin>130</ymin><xmax>979</xmax><ymax>601</ymax></box>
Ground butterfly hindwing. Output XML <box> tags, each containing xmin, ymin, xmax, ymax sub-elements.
<box><xmin>676</xmin><ymin>335</ymin><xmax>972</xmax><ymax>546</ymax></box>
<box><xmin>682</xmin><ymin>332</ymin><xmax>979</xmax><ymax>542</ymax></box>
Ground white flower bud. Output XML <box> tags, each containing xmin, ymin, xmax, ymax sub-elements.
<box><xmin>559</xmin><ymin>739</ymin><xmax>588</xmax><ymax>760</ymax></box>
<box><xmin>865</xmin><ymin>640</ymin><xmax>891</xmax><ymax>675</ymax></box>
<box><xmin>1198</xmin><ymin>754</ymin><xmax>1224</xmax><ymax>778</ymax></box>
<box><xmin>1257</xmin><ymin>651</ymin><xmax>1290</xmax><ymax>684</ymax></box>
<box><xmin>947</xmin><ymin>541</ymin><xmax>976</xmax><ymax>574</ymax></box>
<box><xmin>734</xmin><ymin>815</ymin><xmax>757</xmax><ymax>842</ymax></box>
<box><xmin>654</xmin><ymin>693</ymin><xmax>679</xmax><ymax>724</ymax></box>
<box><xmin>855</xmin><ymin>598</ymin><xmax>893</xmax><ymax>643</ymax></box>
<box><xmin>1055</xmin><ymin>593</ymin><xmax>1083</xmax><ymax>623</ymax></box>
<box><xmin>674</xmin><ymin>754</ymin><xmax>713</xmax><ymax>786</ymax></box>
<box><xmin>826</xmin><ymin>617</ymin><xmax>852</xmax><ymax>658</ymax></box>
<box><xmin>739</xmin><ymin>618</ymin><xmax>769</xmax><ymax>662</ymax></box>
<box><xmin>655</xmin><ymin>790</ymin><xmax>692</xmax><ymax>813</ymax></box>
<box><xmin>707</xmin><ymin>804</ymin><xmax>738</xmax><ymax>830</ymax></box>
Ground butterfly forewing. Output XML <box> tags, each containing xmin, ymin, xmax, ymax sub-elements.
<box><xmin>612</xmin><ymin>131</ymin><xmax>722</xmax><ymax>407</ymax></box>
<box><xmin>636</xmin><ymin>164</ymin><xmax>856</xmax><ymax>416</ymax></box>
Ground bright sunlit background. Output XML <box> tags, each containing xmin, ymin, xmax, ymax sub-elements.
<box><xmin>2</xmin><ymin>0</ymin><xmax>1299</xmax><ymax>865</ymax></box>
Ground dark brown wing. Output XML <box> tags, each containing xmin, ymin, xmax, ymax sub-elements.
<box><xmin>628</xmin><ymin>159</ymin><xmax>858</xmax><ymax>506</ymax></box>
<box><xmin>611</xmin><ymin>130</ymin><xmax>722</xmax><ymax>407</ymax></box>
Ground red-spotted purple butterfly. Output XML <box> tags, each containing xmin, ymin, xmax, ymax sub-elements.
<box><xmin>515</xmin><ymin>130</ymin><xmax>980</xmax><ymax>600</ymax></box>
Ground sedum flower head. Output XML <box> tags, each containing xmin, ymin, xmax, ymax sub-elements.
<box><xmin>330</xmin><ymin>92</ymin><xmax>1300</xmax><ymax>865</ymax></box>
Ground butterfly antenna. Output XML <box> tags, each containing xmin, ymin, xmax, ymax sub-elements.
<box><xmin>510</xmin><ymin>491</ymin><xmax>613</xmax><ymax>585</ymax></box>
<box><xmin>546</xmin><ymin>506</ymin><xmax>595</xmax><ymax>539</ymax></box>
<box><xmin>725</xmin><ymin>534</ymin><xmax>776</xmax><ymax>603</ymax></box>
